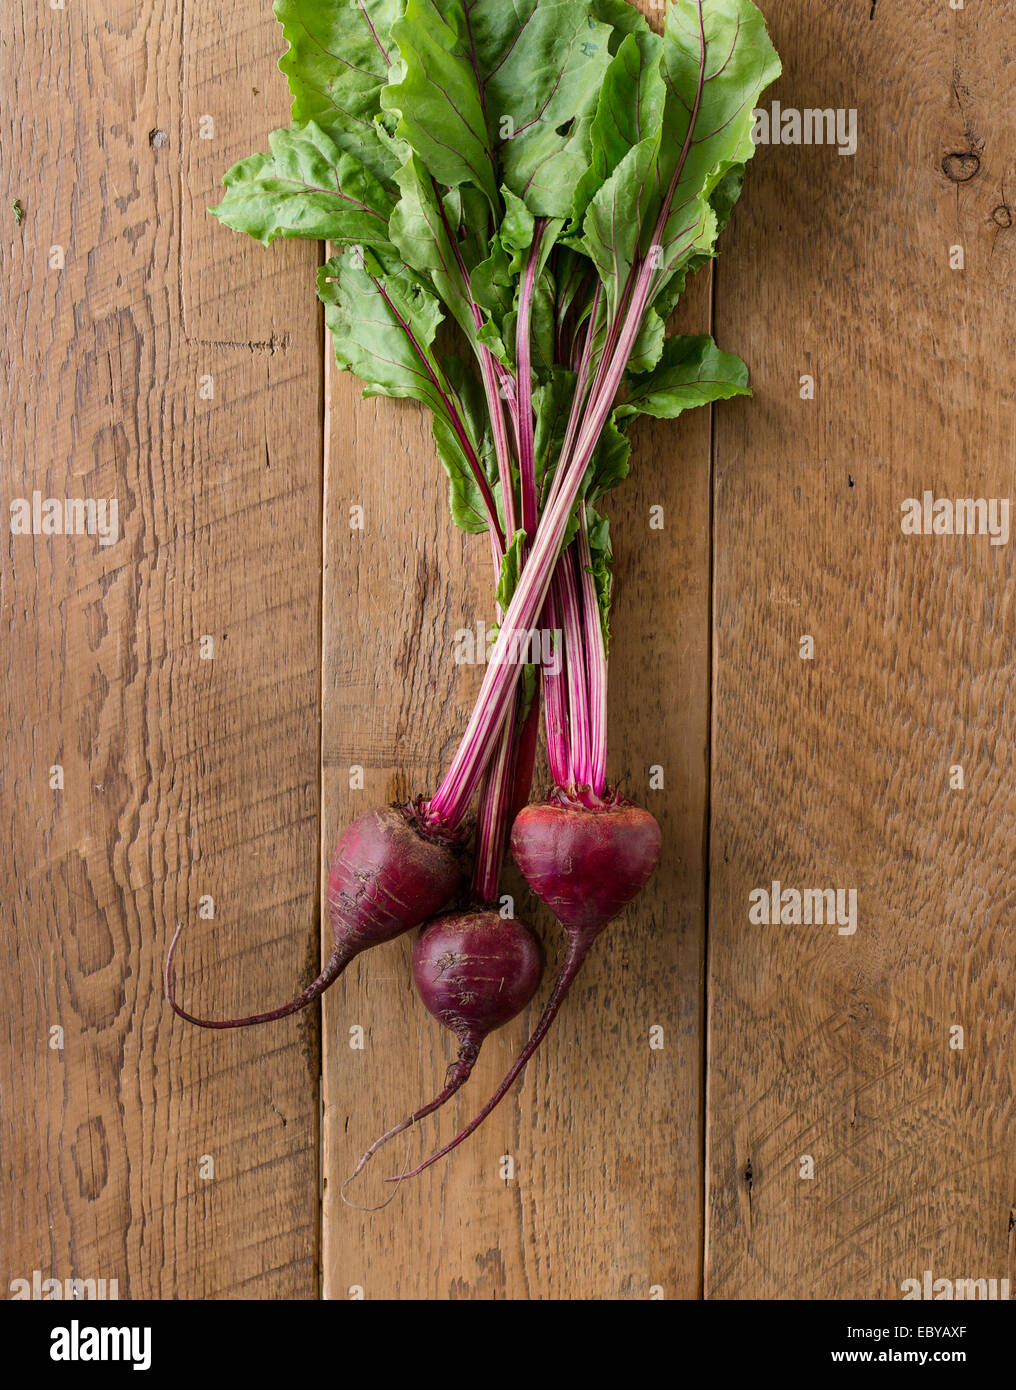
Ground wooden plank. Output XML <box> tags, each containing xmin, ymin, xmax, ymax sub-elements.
<box><xmin>319</xmin><ymin>3</ymin><xmax>711</xmax><ymax>1298</ymax></box>
<box><xmin>707</xmin><ymin>0</ymin><xmax>1016</xmax><ymax>1298</ymax></box>
<box><xmin>0</xmin><ymin>0</ymin><xmax>321</xmax><ymax>1298</ymax></box>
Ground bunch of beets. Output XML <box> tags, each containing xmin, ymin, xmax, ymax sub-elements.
<box><xmin>167</xmin><ymin>0</ymin><xmax>780</xmax><ymax>1184</ymax></box>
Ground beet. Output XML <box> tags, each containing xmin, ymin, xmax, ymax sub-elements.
<box><xmin>389</xmin><ymin>796</ymin><xmax>660</xmax><ymax>1179</ymax></box>
<box><xmin>166</xmin><ymin>804</ymin><xmax>463</xmax><ymax>1029</ymax></box>
<box><xmin>413</xmin><ymin>910</ymin><xmax>544</xmax><ymax>1044</ymax></box>
<box><xmin>510</xmin><ymin>799</ymin><xmax>663</xmax><ymax>938</ymax></box>
<box><xmin>346</xmin><ymin>910</ymin><xmax>542</xmax><ymax>1185</ymax></box>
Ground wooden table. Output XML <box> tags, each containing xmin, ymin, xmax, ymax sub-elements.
<box><xmin>3</xmin><ymin>0</ymin><xmax>1014</xmax><ymax>1300</ymax></box>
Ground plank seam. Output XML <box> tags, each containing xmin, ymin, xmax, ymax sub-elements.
<box><xmin>701</xmin><ymin>253</ymin><xmax>718</xmax><ymax>1304</ymax></box>
<box><xmin>317</xmin><ymin>239</ymin><xmax>328</xmax><ymax>1303</ymax></box>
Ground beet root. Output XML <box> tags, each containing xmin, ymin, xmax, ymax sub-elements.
<box><xmin>347</xmin><ymin>910</ymin><xmax>542</xmax><ymax>1183</ymax></box>
<box><xmin>166</xmin><ymin>804</ymin><xmax>463</xmax><ymax>1029</ymax></box>
<box><xmin>510</xmin><ymin>799</ymin><xmax>662</xmax><ymax>938</ymax></box>
<box><xmin>387</xmin><ymin>796</ymin><xmax>660</xmax><ymax>1180</ymax></box>
<box><xmin>414</xmin><ymin>910</ymin><xmax>544</xmax><ymax>1043</ymax></box>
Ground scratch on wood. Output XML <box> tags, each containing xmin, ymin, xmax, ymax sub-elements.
<box><xmin>187</xmin><ymin>334</ymin><xmax>293</xmax><ymax>353</ymax></box>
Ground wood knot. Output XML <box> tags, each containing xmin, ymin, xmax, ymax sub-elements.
<box><xmin>942</xmin><ymin>152</ymin><xmax>980</xmax><ymax>183</ymax></box>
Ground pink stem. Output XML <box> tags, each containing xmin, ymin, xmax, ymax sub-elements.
<box><xmin>432</xmin><ymin>178</ymin><xmax>518</xmax><ymax>540</ymax></box>
<box><xmin>577</xmin><ymin>506</ymin><xmax>608</xmax><ymax>798</ymax></box>
<box><xmin>470</xmin><ymin>220</ymin><xmax>550</xmax><ymax>883</ymax></box>
<box><xmin>516</xmin><ymin>220</ymin><xmax>545</xmax><ymax>544</ymax></box>
<box><xmin>541</xmin><ymin>587</ymin><xmax>571</xmax><ymax>788</ymax></box>
<box><xmin>470</xmin><ymin>697</ymin><xmax>519</xmax><ymax>905</ymax></box>
<box><xmin>553</xmin><ymin>550</ymin><xmax>590</xmax><ymax>788</ymax></box>
<box><xmin>426</xmin><ymin>264</ymin><xmax>653</xmax><ymax>830</ymax></box>
<box><xmin>478</xmin><ymin>344</ymin><xmax>517</xmax><ymax>540</ymax></box>
<box><xmin>542</xmin><ymin>283</ymin><xmax>601</xmax><ymax>512</ymax></box>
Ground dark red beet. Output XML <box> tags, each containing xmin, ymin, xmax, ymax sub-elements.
<box><xmin>389</xmin><ymin>796</ymin><xmax>660</xmax><ymax>1180</ymax></box>
<box><xmin>166</xmin><ymin>805</ymin><xmax>463</xmax><ymax>1029</ymax></box>
<box><xmin>347</xmin><ymin>910</ymin><xmax>542</xmax><ymax>1183</ymax></box>
<box><xmin>510</xmin><ymin>799</ymin><xmax>662</xmax><ymax>938</ymax></box>
<box><xmin>414</xmin><ymin>910</ymin><xmax>545</xmax><ymax>1043</ymax></box>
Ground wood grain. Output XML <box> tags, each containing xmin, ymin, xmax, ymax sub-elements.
<box><xmin>5</xmin><ymin>0</ymin><xmax>1015</xmax><ymax>1306</ymax></box>
<box><xmin>707</xmin><ymin>0</ymin><xmax>1016</xmax><ymax>1299</ymax></box>
<box><xmin>0</xmin><ymin>1</ymin><xmax>322</xmax><ymax>1298</ymax></box>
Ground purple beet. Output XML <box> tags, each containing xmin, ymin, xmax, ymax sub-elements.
<box><xmin>166</xmin><ymin>804</ymin><xmax>464</xmax><ymax>1029</ymax></box>
<box><xmin>347</xmin><ymin>910</ymin><xmax>543</xmax><ymax>1181</ymax></box>
<box><xmin>511</xmin><ymin>798</ymin><xmax>663</xmax><ymax>938</ymax></box>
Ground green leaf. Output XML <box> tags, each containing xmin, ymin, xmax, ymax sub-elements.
<box><xmin>442</xmin><ymin>181</ymin><xmax>493</xmax><ymax>273</ymax></box>
<box><xmin>581</xmin><ymin>130</ymin><xmax>660</xmax><ymax>319</ymax></box>
<box><xmin>589</xmin><ymin>0</ymin><xmax>649</xmax><ymax>44</ymax></box>
<box><xmin>584</xmin><ymin>503</ymin><xmax>613</xmax><ymax>650</ymax></box>
<box><xmin>626</xmin><ymin>308</ymin><xmax>665</xmax><ymax>375</ymax></box>
<box><xmin>383</xmin><ymin>1</ymin><xmax>613</xmax><ymax>218</ymax></box>
<box><xmin>475</xmin><ymin>315</ymin><xmax>511</xmax><ymax>367</ymax></box>
<box><xmin>494</xmin><ymin>529</ymin><xmax>527</xmax><ymax>613</ymax></box>
<box><xmin>584</xmin><ymin>414</ymin><xmax>631</xmax><ymax>499</ymax></box>
<box><xmin>274</xmin><ymin>0</ymin><xmax>406</xmax><ymax>184</ymax></box>
<box><xmin>432</xmin><ymin>358</ymin><xmax>500</xmax><ymax>533</ymax></box>
<box><xmin>615</xmin><ymin>334</ymin><xmax>750</xmax><ymax>421</ymax></box>
<box><xmin>529</xmin><ymin>267</ymin><xmax>559</xmax><ymax>378</ymax></box>
<box><xmin>651</xmin><ymin>164</ymin><xmax>745</xmax><ymax>321</ymax></box>
<box><xmin>383</xmin><ymin>0</ymin><xmax>499</xmax><ymax>204</ymax></box>
<box><xmin>432</xmin><ymin>417</ymin><xmax>494</xmax><ymax>532</ymax></box>
<box><xmin>571</xmin><ymin>29</ymin><xmax>665</xmax><ymax>229</ymax></box>
<box><xmin>481</xmin><ymin>1</ymin><xmax>613</xmax><ymax>217</ymax></box>
<box><xmin>387</xmin><ymin>154</ymin><xmax>488</xmax><ymax>338</ymax></box>
<box><xmin>533</xmin><ymin>367</ymin><xmax>577</xmax><ymax>494</ymax></box>
<box><xmin>499</xmin><ymin>187</ymin><xmax>537</xmax><ymax>265</ymax></box>
<box><xmin>210</xmin><ymin>123</ymin><xmax>395</xmax><ymax>246</ymax></box>
<box><xmin>471</xmin><ymin>238</ymin><xmax>516</xmax><ymax>363</ymax></box>
<box><xmin>653</xmin><ymin>0</ymin><xmax>780</xmax><ymax>283</ymax></box>
<box><xmin>708</xmin><ymin>163</ymin><xmax>746</xmax><ymax>235</ymax></box>
<box><xmin>582</xmin><ymin>0</ymin><xmax>779</xmax><ymax>322</ymax></box>
<box><xmin>318</xmin><ymin>249</ymin><xmax>449</xmax><ymax>411</ymax></box>
<box><xmin>320</xmin><ymin>254</ymin><xmax>502</xmax><ymax>536</ymax></box>
<box><xmin>517</xmin><ymin>661</ymin><xmax>539</xmax><ymax>723</ymax></box>
<box><xmin>553</xmin><ymin>245</ymin><xmax>594</xmax><ymax>337</ymax></box>
<box><xmin>562</xmin><ymin>506</ymin><xmax>582</xmax><ymax>552</ymax></box>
